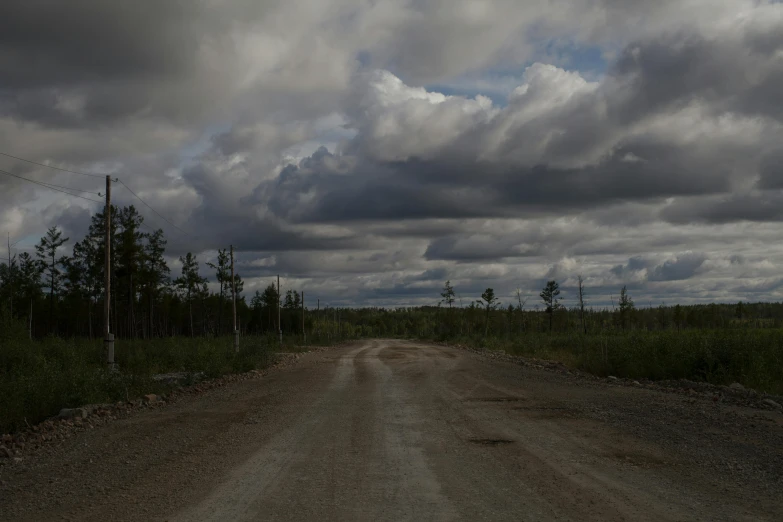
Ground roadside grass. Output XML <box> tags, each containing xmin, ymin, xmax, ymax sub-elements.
<box><xmin>441</xmin><ymin>330</ymin><xmax>783</xmax><ymax>395</ymax></box>
<box><xmin>0</xmin><ymin>314</ymin><xmax>323</xmax><ymax>433</ymax></box>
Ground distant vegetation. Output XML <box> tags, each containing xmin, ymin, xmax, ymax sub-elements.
<box><xmin>419</xmin><ymin>280</ymin><xmax>783</xmax><ymax>396</ymax></box>
<box><xmin>2</xmin><ymin>218</ymin><xmax>783</xmax><ymax>432</ymax></box>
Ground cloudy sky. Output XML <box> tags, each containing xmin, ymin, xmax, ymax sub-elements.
<box><xmin>2</xmin><ymin>0</ymin><xmax>783</xmax><ymax>308</ymax></box>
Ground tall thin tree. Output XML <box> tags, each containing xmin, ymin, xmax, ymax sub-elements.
<box><xmin>618</xmin><ymin>285</ymin><xmax>634</xmax><ymax>330</ymax></box>
<box><xmin>35</xmin><ymin>226</ymin><xmax>69</xmax><ymax>334</ymax></box>
<box><xmin>540</xmin><ymin>280</ymin><xmax>560</xmax><ymax>332</ymax></box>
<box><xmin>174</xmin><ymin>253</ymin><xmax>207</xmax><ymax>337</ymax></box>
<box><xmin>207</xmin><ymin>249</ymin><xmax>230</xmax><ymax>336</ymax></box>
<box><xmin>477</xmin><ymin>288</ymin><xmax>500</xmax><ymax>337</ymax></box>
<box><xmin>577</xmin><ymin>275</ymin><xmax>587</xmax><ymax>334</ymax></box>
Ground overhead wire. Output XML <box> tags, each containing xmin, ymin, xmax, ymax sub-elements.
<box><xmin>0</xmin><ymin>168</ymin><xmax>102</xmax><ymax>196</ymax></box>
<box><xmin>0</xmin><ymin>168</ymin><xmax>104</xmax><ymax>204</ymax></box>
<box><xmin>116</xmin><ymin>179</ymin><xmax>191</xmax><ymax>237</ymax></box>
<box><xmin>0</xmin><ymin>151</ymin><xmax>106</xmax><ymax>179</ymax></box>
<box><xmin>0</xmin><ymin>150</ymin><xmax>192</xmax><ymax>240</ymax></box>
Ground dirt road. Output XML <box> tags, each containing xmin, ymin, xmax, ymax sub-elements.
<box><xmin>1</xmin><ymin>340</ymin><xmax>782</xmax><ymax>521</ymax></box>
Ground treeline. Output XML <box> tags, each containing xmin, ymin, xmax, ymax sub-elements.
<box><xmin>429</xmin><ymin>279</ymin><xmax>783</xmax><ymax>336</ymax></box>
<box><xmin>0</xmin><ymin>206</ymin><xmax>311</xmax><ymax>339</ymax></box>
<box><xmin>3</xmin><ymin>216</ymin><xmax>783</xmax><ymax>343</ymax></box>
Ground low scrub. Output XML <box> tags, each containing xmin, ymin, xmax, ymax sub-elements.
<box><xmin>440</xmin><ymin>330</ymin><xmax>783</xmax><ymax>395</ymax></box>
<box><xmin>0</xmin><ymin>312</ymin><xmax>300</xmax><ymax>433</ymax></box>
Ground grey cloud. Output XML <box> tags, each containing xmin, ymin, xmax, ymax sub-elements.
<box><xmin>239</xmin><ymin>15</ymin><xmax>783</xmax><ymax>228</ymax></box>
<box><xmin>424</xmin><ymin>235</ymin><xmax>539</xmax><ymax>262</ymax></box>
<box><xmin>610</xmin><ymin>256</ymin><xmax>649</xmax><ymax>279</ymax></box>
<box><xmin>0</xmin><ymin>2</ymin><xmax>219</xmax><ymax>127</ymax></box>
<box><xmin>648</xmin><ymin>253</ymin><xmax>707</xmax><ymax>282</ymax></box>
<box><xmin>660</xmin><ymin>193</ymin><xmax>783</xmax><ymax>224</ymax></box>
<box><xmin>6</xmin><ymin>1</ymin><xmax>783</xmax><ymax>307</ymax></box>
<box><xmin>609</xmin><ymin>22</ymin><xmax>783</xmax><ymax>123</ymax></box>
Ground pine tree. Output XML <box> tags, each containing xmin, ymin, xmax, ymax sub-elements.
<box><xmin>477</xmin><ymin>288</ymin><xmax>499</xmax><ymax>337</ymax></box>
<box><xmin>207</xmin><ymin>249</ymin><xmax>230</xmax><ymax>335</ymax></box>
<box><xmin>116</xmin><ymin>206</ymin><xmax>144</xmax><ymax>338</ymax></box>
<box><xmin>35</xmin><ymin>226</ymin><xmax>69</xmax><ymax>334</ymax></box>
<box><xmin>86</xmin><ymin>204</ymin><xmax>119</xmax><ymax>334</ymax></box>
<box><xmin>16</xmin><ymin>252</ymin><xmax>43</xmax><ymax>338</ymax></box>
<box><xmin>174</xmin><ymin>253</ymin><xmax>207</xmax><ymax>337</ymax></box>
<box><xmin>0</xmin><ymin>253</ymin><xmax>18</xmax><ymax>317</ymax></box>
<box><xmin>540</xmin><ymin>280</ymin><xmax>560</xmax><ymax>332</ymax></box>
<box><xmin>261</xmin><ymin>283</ymin><xmax>279</xmax><ymax>330</ymax></box>
<box><xmin>577</xmin><ymin>275</ymin><xmax>586</xmax><ymax>334</ymax></box>
<box><xmin>618</xmin><ymin>285</ymin><xmax>634</xmax><ymax>330</ymax></box>
<box><xmin>140</xmin><ymin>229</ymin><xmax>170</xmax><ymax>338</ymax></box>
<box><xmin>284</xmin><ymin>289</ymin><xmax>296</xmax><ymax>309</ymax></box>
<box><xmin>63</xmin><ymin>243</ymin><xmax>88</xmax><ymax>337</ymax></box>
<box><xmin>440</xmin><ymin>280</ymin><xmax>455</xmax><ymax>308</ymax></box>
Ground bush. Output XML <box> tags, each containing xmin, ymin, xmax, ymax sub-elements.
<box><xmin>0</xmin><ymin>317</ymin><xmax>287</xmax><ymax>433</ymax></box>
<box><xmin>426</xmin><ymin>329</ymin><xmax>783</xmax><ymax>395</ymax></box>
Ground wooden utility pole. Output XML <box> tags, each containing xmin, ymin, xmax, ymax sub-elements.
<box><xmin>231</xmin><ymin>245</ymin><xmax>238</xmax><ymax>352</ymax></box>
<box><xmin>6</xmin><ymin>233</ymin><xmax>11</xmax><ymax>318</ymax></box>
<box><xmin>316</xmin><ymin>298</ymin><xmax>319</xmax><ymax>339</ymax></box>
<box><xmin>277</xmin><ymin>275</ymin><xmax>282</xmax><ymax>345</ymax></box>
<box><xmin>104</xmin><ymin>175</ymin><xmax>114</xmax><ymax>368</ymax></box>
<box><xmin>301</xmin><ymin>291</ymin><xmax>305</xmax><ymax>344</ymax></box>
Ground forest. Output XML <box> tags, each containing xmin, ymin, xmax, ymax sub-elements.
<box><xmin>2</xmin><ymin>213</ymin><xmax>783</xmax><ymax>432</ymax></box>
<box><xmin>0</xmin><ymin>204</ymin><xmax>311</xmax><ymax>340</ymax></box>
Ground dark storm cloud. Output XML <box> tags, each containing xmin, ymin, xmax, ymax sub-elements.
<box><xmin>0</xmin><ymin>2</ymin><xmax>204</xmax><ymax>87</ymax></box>
<box><xmin>609</xmin><ymin>25</ymin><xmax>783</xmax><ymax>123</ymax></box>
<box><xmin>249</xmin><ymin>139</ymin><xmax>732</xmax><ymax>226</ymax></box>
<box><xmin>0</xmin><ymin>2</ymin><xmax>220</xmax><ymax>126</ymax></box>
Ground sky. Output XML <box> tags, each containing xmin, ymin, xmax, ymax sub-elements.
<box><xmin>1</xmin><ymin>0</ymin><xmax>783</xmax><ymax>309</ymax></box>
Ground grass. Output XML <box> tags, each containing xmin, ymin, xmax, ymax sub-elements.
<box><xmin>441</xmin><ymin>330</ymin><xmax>783</xmax><ymax>395</ymax></box>
<box><xmin>5</xmin><ymin>306</ymin><xmax>783</xmax><ymax>433</ymax></box>
<box><xmin>0</xmin><ymin>313</ymin><xmax>323</xmax><ymax>433</ymax></box>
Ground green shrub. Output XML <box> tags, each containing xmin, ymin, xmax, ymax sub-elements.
<box><xmin>0</xmin><ymin>318</ymin><xmax>291</xmax><ymax>433</ymax></box>
<box><xmin>428</xmin><ymin>329</ymin><xmax>783</xmax><ymax>395</ymax></box>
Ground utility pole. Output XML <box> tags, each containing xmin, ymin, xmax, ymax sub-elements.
<box><xmin>277</xmin><ymin>275</ymin><xmax>282</xmax><ymax>345</ymax></box>
<box><xmin>316</xmin><ymin>298</ymin><xmax>320</xmax><ymax>340</ymax></box>
<box><xmin>7</xmin><ymin>233</ymin><xmax>11</xmax><ymax>318</ymax></box>
<box><xmin>104</xmin><ymin>175</ymin><xmax>114</xmax><ymax>369</ymax></box>
<box><xmin>301</xmin><ymin>291</ymin><xmax>305</xmax><ymax>344</ymax></box>
<box><xmin>231</xmin><ymin>245</ymin><xmax>238</xmax><ymax>352</ymax></box>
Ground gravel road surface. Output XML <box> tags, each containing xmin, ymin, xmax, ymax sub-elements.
<box><xmin>1</xmin><ymin>340</ymin><xmax>781</xmax><ymax>521</ymax></box>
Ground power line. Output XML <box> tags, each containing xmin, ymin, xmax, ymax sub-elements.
<box><xmin>116</xmin><ymin>179</ymin><xmax>190</xmax><ymax>237</ymax></box>
<box><xmin>0</xmin><ymin>168</ymin><xmax>104</xmax><ymax>204</ymax></box>
<box><xmin>0</xmin><ymin>151</ymin><xmax>106</xmax><ymax>179</ymax></box>
<box><xmin>0</xmin><ymin>151</ymin><xmax>192</xmax><ymax>239</ymax></box>
<box><xmin>0</xmin><ymin>168</ymin><xmax>102</xmax><ymax>196</ymax></box>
